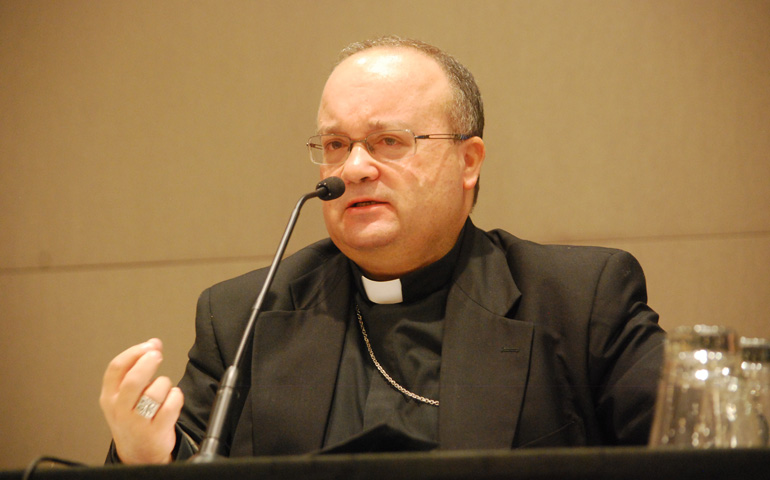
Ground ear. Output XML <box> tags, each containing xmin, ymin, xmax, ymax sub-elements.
<box><xmin>460</xmin><ymin>136</ymin><xmax>485</xmax><ymax>191</ymax></box>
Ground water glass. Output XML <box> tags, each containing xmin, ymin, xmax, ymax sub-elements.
<box><xmin>649</xmin><ymin>325</ymin><xmax>766</xmax><ymax>448</ymax></box>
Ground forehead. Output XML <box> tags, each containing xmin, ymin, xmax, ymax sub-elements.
<box><xmin>317</xmin><ymin>47</ymin><xmax>452</xmax><ymax>133</ymax></box>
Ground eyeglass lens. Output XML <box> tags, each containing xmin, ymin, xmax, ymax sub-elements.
<box><xmin>309</xmin><ymin>130</ymin><xmax>416</xmax><ymax>165</ymax></box>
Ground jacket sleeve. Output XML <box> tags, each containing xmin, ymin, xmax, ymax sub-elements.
<box><xmin>586</xmin><ymin>250</ymin><xmax>665</xmax><ymax>444</ymax></box>
<box><xmin>174</xmin><ymin>277</ymin><xmax>256</xmax><ymax>459</ymax></box>
<box><xmin>174</xmin><ymin>286</ymin><xmax>236</xmax><ymax>456</ymax></box>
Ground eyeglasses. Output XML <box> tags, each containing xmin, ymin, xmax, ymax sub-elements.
<box><xmin>306</xmin><ymin>129</ymin><xmax>470</xmax><ymax>166</ymax></box>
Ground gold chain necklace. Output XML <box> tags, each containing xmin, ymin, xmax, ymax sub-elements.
<box><xmin>355</xmin><ymin>304</ymin><xmax>439</xmax><ymax>407</ymax></box>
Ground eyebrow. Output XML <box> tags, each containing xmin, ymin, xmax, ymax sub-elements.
<box><xmin>317</xmin><ymin>120</ymin><xmax>409</xmax><ymax>135</ymax></box>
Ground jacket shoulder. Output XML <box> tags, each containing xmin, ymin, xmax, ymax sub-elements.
<box><xmin>484</xmin><ymin>228</ymin><xmax>639</xmax><ymax>275</ymax></box>
<box><xmin>204</xmin><ymin>238</ymin><xmax>341</xmax><ymax>312</ymax></box>
<box><xmin>481</xmin><ymin>227</ymin><xmax>649</xmax><ymax>307</ymax></box>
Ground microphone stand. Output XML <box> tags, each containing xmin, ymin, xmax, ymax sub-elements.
<box><xmin>190</xmin><ymin>178</ymin><xmax>342</xmax><ymax>463</ymax></box>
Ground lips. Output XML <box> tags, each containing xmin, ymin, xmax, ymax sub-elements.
<box><xmin>346</xmin><ymin>196</ymin><xmax>387</xmax><ymax>209</ymax></box>
<box><xmin>352</xmin><ymin>201</ymin><xmax>380</xmax><ymax>207</ymax></box>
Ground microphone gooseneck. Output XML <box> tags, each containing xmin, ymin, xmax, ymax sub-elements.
<box><xmin>190</xmin><ymin>177</ymin><xmax>344</xmax><ymax>463</ymax></box>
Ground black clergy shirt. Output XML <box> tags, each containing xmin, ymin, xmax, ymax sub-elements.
<box><xmin>322</xmin><ymin>225</ymin><xmax>467</xmax><ymax>450</ymax></box>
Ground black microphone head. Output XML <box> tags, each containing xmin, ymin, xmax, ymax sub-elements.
<box><xmin>316</xmin><ymin>176</ymin><xmax>345</xmax><ymax>201</ymax></box>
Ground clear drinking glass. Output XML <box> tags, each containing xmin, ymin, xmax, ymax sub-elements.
<box><xmin>649</xmin><ymin>325</ymin><xmax>766</xmax><ymax>448</ymax></box>
<box><xmin>740</xmin><ymin>337</ymin><xmax>770</xmax><ymax>446</ymax></box>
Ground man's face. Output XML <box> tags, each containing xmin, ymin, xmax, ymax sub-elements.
<box><xmin>317</xmin><ymin>48</ymin><xmax>483</xmax><ymax>280</ymax></box>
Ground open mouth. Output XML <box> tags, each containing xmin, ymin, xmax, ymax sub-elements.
<box><xmin>352</xmin><ymin>201</ymin><xmax>380</xmax><ymax>207</ymax></box>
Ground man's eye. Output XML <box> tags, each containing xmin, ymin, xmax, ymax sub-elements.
<box><xmin>374</xmin><ymin>135</ymin><xmax>404</xmax><ymax>147</ymax></box>
<box><xmin>325</xmin><ymin>139</ymin><xmax>347</xmax><ymax>151</ymax></box>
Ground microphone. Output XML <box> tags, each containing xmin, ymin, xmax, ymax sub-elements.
<box><xmin>190</xmin><ymin>177</ymin><xmax>344</xmax><ymax>463</ymax></box>
<box><xmin>315</xmin><ymin>176</ymin><xmax>345</xmax><ymax>201</ymax></box>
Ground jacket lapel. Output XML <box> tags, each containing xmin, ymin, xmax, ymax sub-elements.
<box><xmin>247</xmin><ymin>254</ymin><xmax>351</xmax><ymax>455</ymax></box>
<box><xmin>439</xmin><ymin>227</ymin><xmax>533</xmax><ymax>449</ymax></box>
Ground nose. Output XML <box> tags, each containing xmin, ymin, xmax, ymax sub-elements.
<box><xmin>339</xmin><ymin>142</ymin><xmax>380</xmax><ymax>184</ymax></box>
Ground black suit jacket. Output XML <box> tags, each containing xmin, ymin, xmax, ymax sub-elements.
<box><xmin>169</xmin><ymin>222</ymin><xmax>664</xmax><ymax>459</ymax></box>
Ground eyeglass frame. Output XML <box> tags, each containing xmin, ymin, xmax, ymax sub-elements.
<box><xmin>306</xmin><ymin>129</ymin><xmax>471</xmax><ymax>166</ymax></box>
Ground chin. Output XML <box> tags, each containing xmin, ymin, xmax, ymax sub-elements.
<box><xmin>347</xmin><ymin>232</ymin><xmax>398</xmax><ymax>250</ymax></box>
<box><xmin>331</xmin><ymin>227</ymin><xmax>400</xmax><ymax>256</ymax></box>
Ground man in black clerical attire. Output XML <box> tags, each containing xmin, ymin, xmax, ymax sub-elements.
<box><xmin>100</xmin><ymin>36</ymin><xmax>665</xmax><ymax>464</ymax></box>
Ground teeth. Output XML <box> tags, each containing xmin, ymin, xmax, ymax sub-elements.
<box><xmin>355</xmin><ymin>201</ymin><xmax>377</xmax><ymax>207</ymax></box>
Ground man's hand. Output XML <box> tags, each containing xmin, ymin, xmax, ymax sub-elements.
<box><xmin>99</xmin><ymin>338</ymin><xmax>184</xmax><ymax>464</ymax></box>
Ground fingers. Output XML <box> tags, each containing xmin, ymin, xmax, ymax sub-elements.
<box><xmin>153</xmin><ymin>387</ymin><xmax>184</xmax><ymax>428</ymax></box>
<box><xmin>114</xmin><ymin>350</ymin><xmax>164</xmax><ymax>412</ymax></box>
<box><xmin>100</xmin><ymin>338</ymin><xmax>170</xmax><ymax>419</ymax></box>
<box><xmin>102</xmin><ymin>339</ymin><xmax>163</xmax><ymax>398</ymax></box>
<box><xmin>140</xmin><ymin>375</ymin><xmax>173</xmax><ymax>408</ymax></box>
<box><xmin>100</xmin><ymin>339</ymin><xmax>182</xmax><ymax>464</ymax></box>
<box><xmin>133</xmin><ymin>377</ymin><xmax>183</xmax><ymax>426</ymax></box>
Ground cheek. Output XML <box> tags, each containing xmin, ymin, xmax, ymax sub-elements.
<box><xmin>409</xmin><ymin>153</ymin><xmax>464</xmax><ymax>192</ymax></box>
<box><xmin>321</xmin><ymin>203</ymin><xmax>343</xmax><ymax>239</ymax></box>
<box><xmin>322</xmin><ymin>201</ymin><xmax>339</xmax><ymax>219</ymax></box>
<box><xmin>418</xmin><ymin>161</ymin><xmax>468</xmax><ymax>215</ymax></box>
<box><xmin>319</xmin><ymin>166</ymin><xmax>338</xmax><ymax>180</ymax></box>
<box><xmin>397</xmin><ymin>170</ymin><xmax>454</xmax><ymax>221</ymax></box>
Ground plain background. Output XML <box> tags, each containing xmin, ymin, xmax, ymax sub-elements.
<box><xmin>1</xmin><ymin>0</ymin><xmax>768</xmax><ymax>470</ymax></box>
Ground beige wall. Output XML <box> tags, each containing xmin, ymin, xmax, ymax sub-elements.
<box><xmin>1</xmin><ymin>0</ymin><xmax>768</xmax><ymax>470</ymax></box>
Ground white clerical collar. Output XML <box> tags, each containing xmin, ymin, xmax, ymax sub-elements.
<box><xmin>361</xmin><ymin>276</ymin><xmax>403</xmax><ymax>304</ymax></box>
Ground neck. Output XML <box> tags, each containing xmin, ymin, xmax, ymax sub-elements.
<box><xmin>354</xmin><ymin>239</ymin><xmax>456</xmax><ymax>281</ymax></box>
<box><xmin>352</xmin><ymin>219</ymin><xmax>469</xmax><ymax>281</ymax></box>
